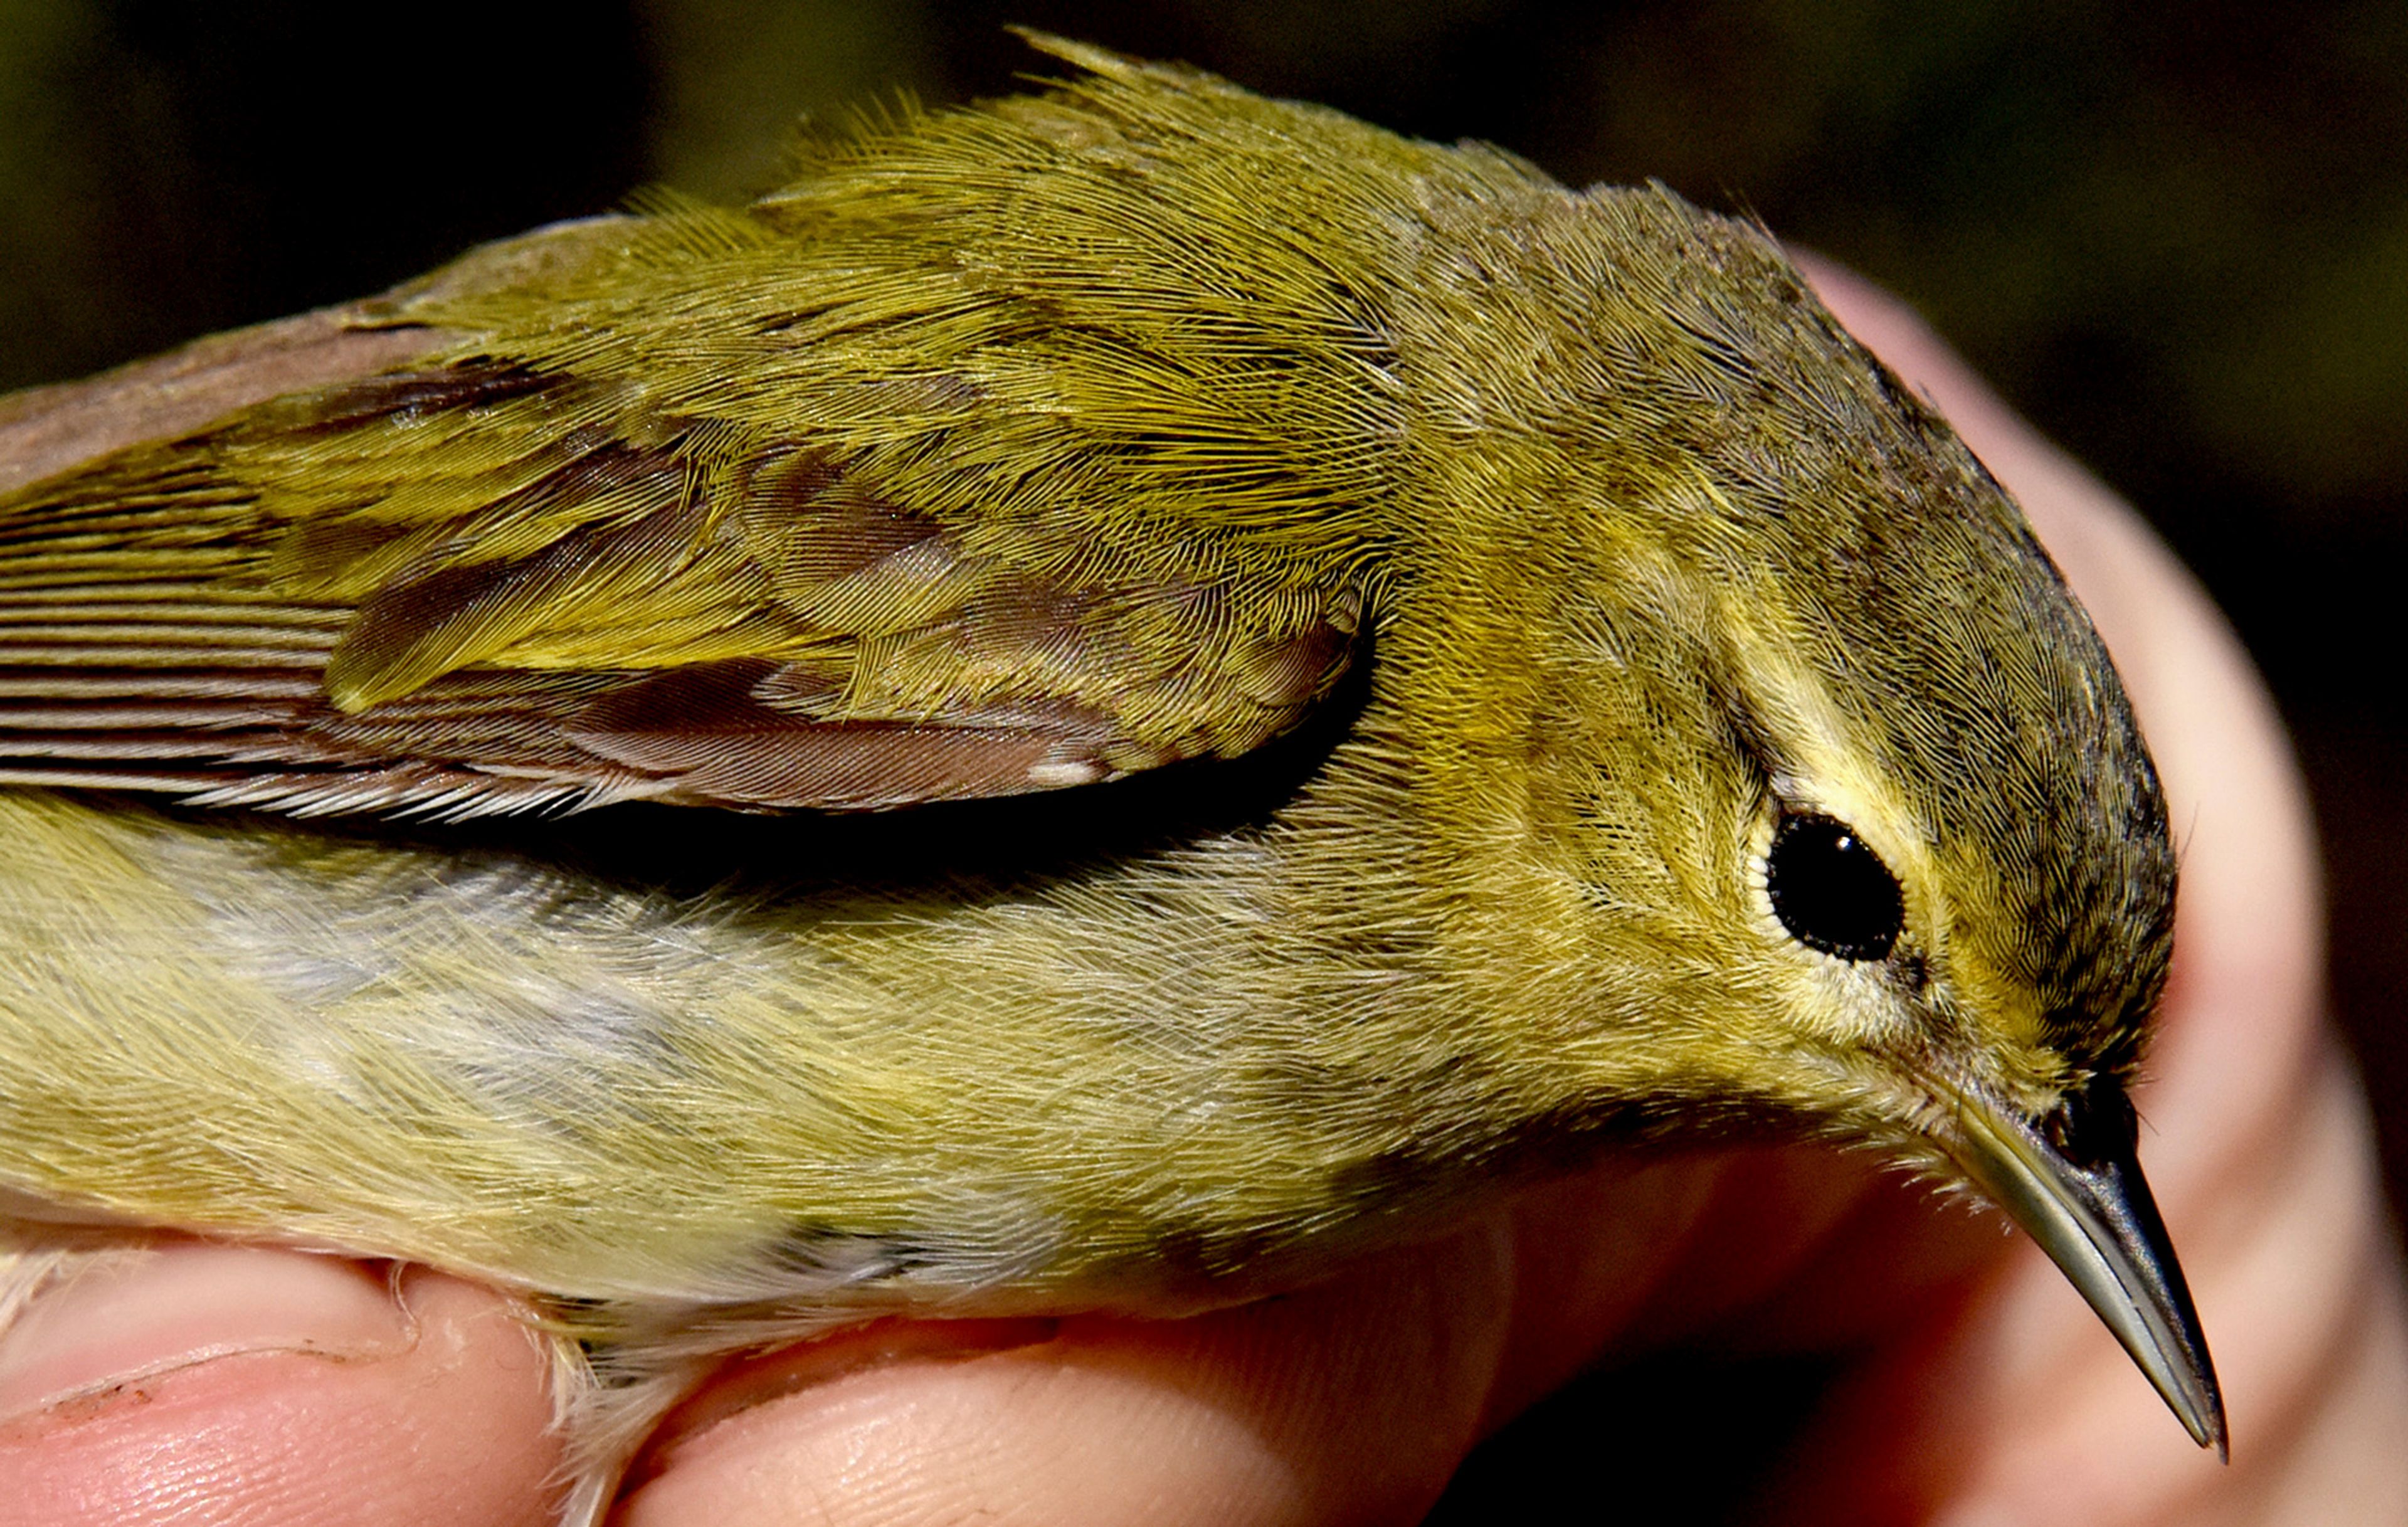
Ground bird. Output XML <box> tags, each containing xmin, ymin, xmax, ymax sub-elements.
<box><xmin>0</xmin><ymin>33</ymin><xmax>2219</xmax><ymax>1522</ymax></box>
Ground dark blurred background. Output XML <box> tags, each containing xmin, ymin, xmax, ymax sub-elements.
<box><xmin>0</xmin><ymin>1</ymin><xmax>2399</xmax><ymax>1516</ymax></box>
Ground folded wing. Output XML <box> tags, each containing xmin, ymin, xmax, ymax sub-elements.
<box><xmin>0</xmin><ymin>351</ymin><xmax>1366</xmax><ymax>818</ymax></box>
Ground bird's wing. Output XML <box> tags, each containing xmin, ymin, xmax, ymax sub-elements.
<box><xmin>0</xmin><ymin>342</ymin><xmax>1370</xmax><ymax>820</ymax></box>
<box><xmin>0</xmin><ymin>81</ymin><xmax>1417</xmax><ymax>823</ymax></box>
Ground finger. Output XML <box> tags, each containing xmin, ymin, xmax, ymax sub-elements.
<box><xmin>0</xmin><ymin>1242</ymin><xmax>562</xmax><ymax>1527</ymax></box>
<box><xmin>611</xmin><ymin>1220</ymin><xmax>1522</xmax><ymax>1527</ymax></box>
<box><xmin>613</xmin><ymin>1149</ymin><xmax>1950</xmax><ymax>1527</ymax></box>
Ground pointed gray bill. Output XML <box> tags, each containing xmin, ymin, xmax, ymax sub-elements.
<box><xmin>1945</xmin><ymin>1072</ymin><xmax>2227</xmax><ymax>1457</ymax></box>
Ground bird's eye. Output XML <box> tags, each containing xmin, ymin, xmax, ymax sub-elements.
<box><xmin>1765</xmin><ymin>812</ymin><xmax>1903</xmax><ymax>961</ymax></box>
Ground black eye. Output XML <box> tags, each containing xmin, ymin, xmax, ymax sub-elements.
<box><xmin>1766</xmin><ymin>813</ymin><xmax>1903</xmax><ymax>961</ymax></box>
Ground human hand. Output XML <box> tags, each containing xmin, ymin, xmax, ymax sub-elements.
<box><xmin>2</xmin><ymin>265</ymin><xmax>2400</xmax><ymax>1527</ymax></box>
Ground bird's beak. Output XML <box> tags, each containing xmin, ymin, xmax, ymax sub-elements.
<box><xmin>1942</xmin><ymin>1072</ymin><xmax>2227</xmax><ymax>1457</ymax></box>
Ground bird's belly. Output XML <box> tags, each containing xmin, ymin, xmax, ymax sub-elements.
<box><xmin>0</xmin><ymin>788</ymin><xmax>1459</xmax><ymax>1318</ymax></box>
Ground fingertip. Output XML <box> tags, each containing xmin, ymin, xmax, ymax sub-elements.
<box><xmin>0</xmin><ymin>1244</ymin><xmax>562</xmax><ymax>1527</ymax></box>
<box><xmin>615</xmin><ymin>1228</ymin><xmax>1516</xmax><ymax>1527</ymax></box>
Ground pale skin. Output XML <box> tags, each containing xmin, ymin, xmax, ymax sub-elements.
<box><xmin>0</xmin><ymin>265</ymin><xmax>2400</xmax><ymax>1526</ymax></box>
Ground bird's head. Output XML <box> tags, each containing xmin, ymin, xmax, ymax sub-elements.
<box><xmin>1390</xmin><ymin>184</ymin><xmax>2220</xmax><ymax>1451</ymax></box>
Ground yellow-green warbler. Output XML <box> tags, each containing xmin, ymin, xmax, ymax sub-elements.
<box><xmin>0</xmin><ymin>35</ymin><xmax>2219</xmax><ymax>1522</ymax></box>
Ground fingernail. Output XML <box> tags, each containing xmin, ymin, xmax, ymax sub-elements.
<box><xmin>0</xmin><ymin>1241</ymin><xmax>416</xmax><ymax>1421</ymax></box>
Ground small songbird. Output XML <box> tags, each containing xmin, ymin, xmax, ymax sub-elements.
<box><xmin>0</xmin><ymin>34</ymin><xmax>2219</xmax><ymax>1521</ymax></box>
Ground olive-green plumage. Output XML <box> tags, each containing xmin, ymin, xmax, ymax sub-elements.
<box><xmin>0</xmin><ymin>36</ymin><xmax>2209</xmax><ymax>1521</ymax></box>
